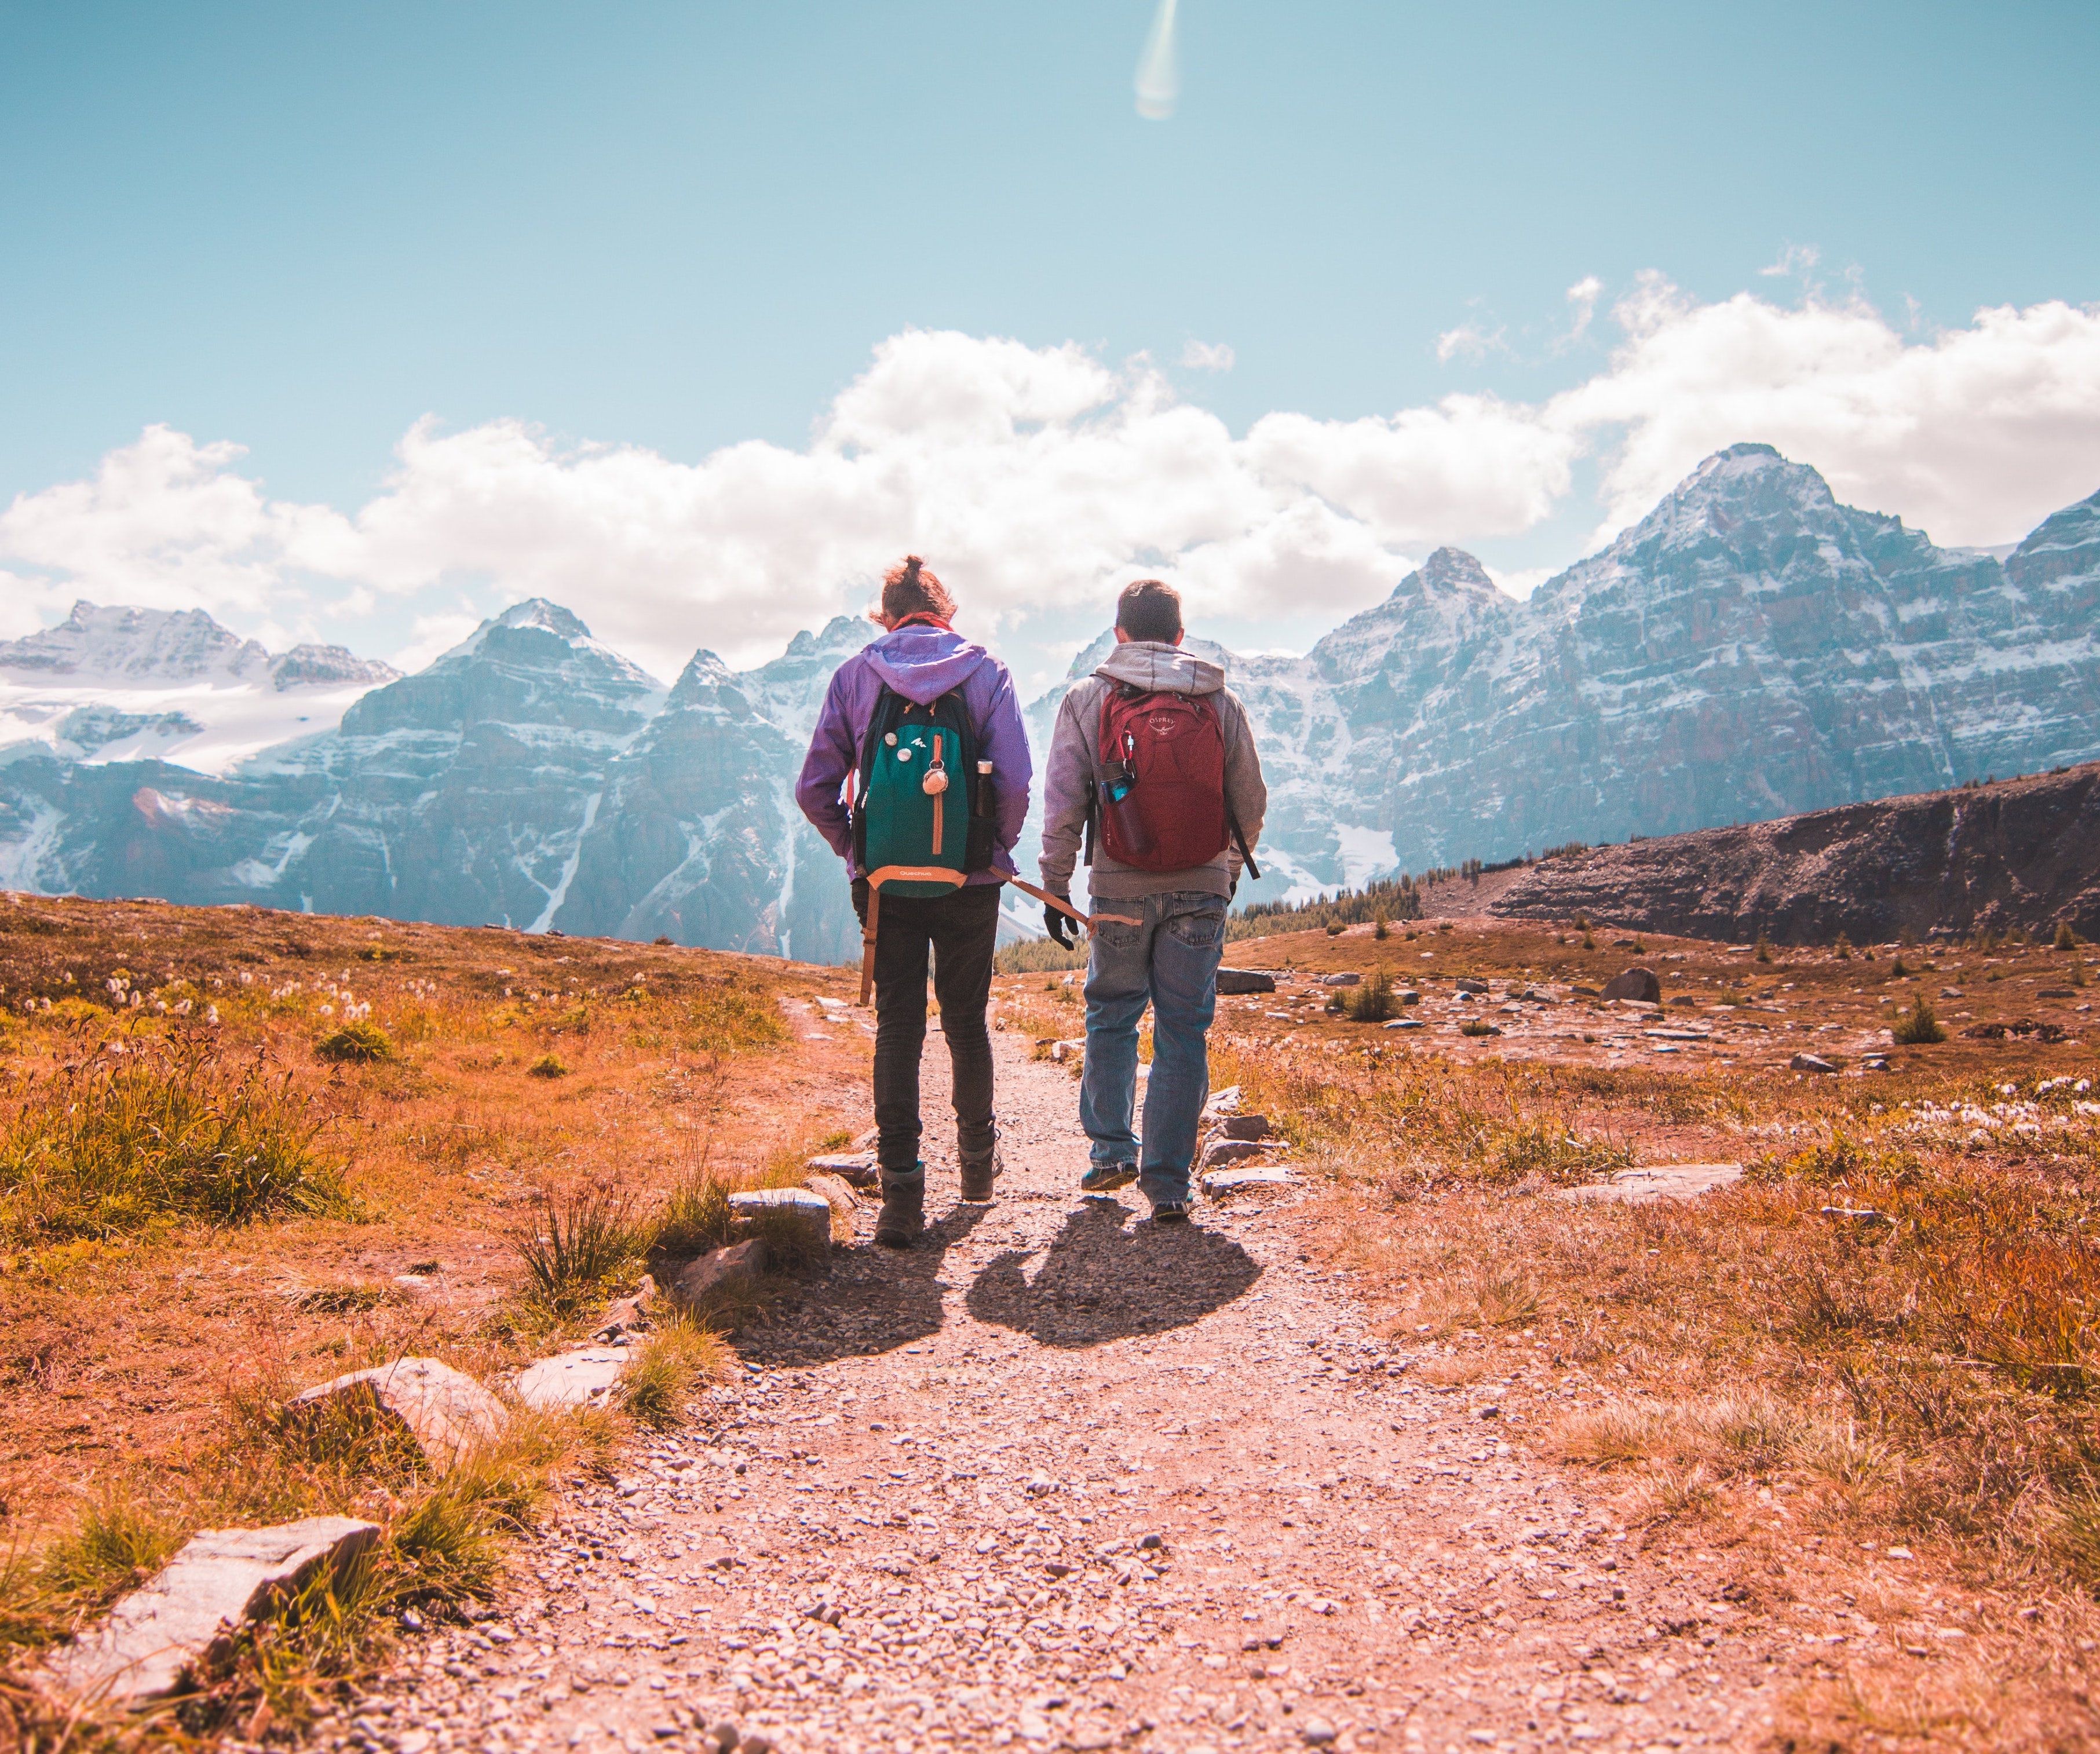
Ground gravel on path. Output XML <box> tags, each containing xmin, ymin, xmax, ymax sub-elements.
<box><xmin>327</xmin><ymin>1036</ymin><xmax>1806</xmax><ymax>1754</ymax></box>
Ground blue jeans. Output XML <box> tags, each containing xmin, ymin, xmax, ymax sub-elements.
<box><xmin>1079</xmin><ymin>890</ymin><xmax>1227</xmax><ymax>1206</ymax></box>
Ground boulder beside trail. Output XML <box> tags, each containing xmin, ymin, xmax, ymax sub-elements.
<box><xmin>667</xmin><ymin>1238</ymin><xmax>770</xmax><ymax>1310</ymax></box>
<box><xmin>287</xmin><ymin>1357</ymin><xmax>506</xmax><ymax>1475</ymax></box>
<box><xmin>43</xmin><ymin>1517</ymin><xmax>379</xmax><ymax>1702</ymax></box>
<box><xmin>1215</xmin><ymin>969</ymin><xmax>1276</xmax><ymax>995</ymax></box>
<box><xmin>1600</xmin><ymin>967</ymin><xmax>1663</xmax><ymax>1003</ymax></box>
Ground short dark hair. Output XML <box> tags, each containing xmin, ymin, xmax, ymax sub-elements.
<box><xmin>878</xmin><ymin>555</ymin><xmax>955</xmax><ymax>623</ymax></box>
<box><xmin>1116</xmin><ymin>578</ymin><xmax>1182</xmax><ymax>643</ymax></box>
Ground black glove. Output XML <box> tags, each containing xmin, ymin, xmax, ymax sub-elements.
<box><xmin>852</xmin><ymin>878</ymin><xmax>870</xmax><ymax>926</ymax></box>
<box><xmin>1045</xmin><ymin>896</ymin><xmax>1076</xmax><ymax>949</ymax></box>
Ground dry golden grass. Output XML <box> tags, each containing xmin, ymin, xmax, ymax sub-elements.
<box><xmin>1199</xmin><ymin>916</ymin><xmax>2100</xmax><ymax>1750</ymax></box>
<box><xmin>0</xmin><ymin>890</ymin><xmax>872</xmax><ymax>1731</ymax></box>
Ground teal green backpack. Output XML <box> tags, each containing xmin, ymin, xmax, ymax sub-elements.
<box><xmin>852</xmin><ymin>688</ymin><xmax>996</xmax><ymax>898</ymax></box>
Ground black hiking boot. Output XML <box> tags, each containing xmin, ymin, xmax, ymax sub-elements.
<box><xmin>1150</xmin><ymin>1199</ymin><xmax>1190</xmax><ymax>1225</ymax></box>
<box><xmin>1080</xmin><ymin>1162</ymin><xmax>1138</xmax><ymax>1195</ymax></box>
<box><xmin>874</xmin><ymin>1164</ymin><xmax>926</xmax><ymax>1249</ymax></box>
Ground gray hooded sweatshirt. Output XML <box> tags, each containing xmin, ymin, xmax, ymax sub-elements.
<box><xmin>1039</xmin><ymin>641</ymin><xmax>1268</xmax><ymax>901</ymax></box>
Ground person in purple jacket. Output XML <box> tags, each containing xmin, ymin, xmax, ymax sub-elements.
<box><xmin>796</xmin><ymin>556</ymin><xmax>1033</xmax><ymax>1247</ymax></box>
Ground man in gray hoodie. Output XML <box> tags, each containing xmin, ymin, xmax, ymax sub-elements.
<box><xmin>1039</xmin><ymin>579</ymin><xmax>1267</xmax><ymax>1222</ymax></box>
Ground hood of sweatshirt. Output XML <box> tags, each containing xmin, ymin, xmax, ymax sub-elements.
<box><xmin>863</xmin><ymin>623</ymin><xmax>992</xmax><ymax>705</ymax></box>
<box><xmin>1092</xmin><ymin>640</ymin><xmax>1226</xmax><ymax>696</ymax></box>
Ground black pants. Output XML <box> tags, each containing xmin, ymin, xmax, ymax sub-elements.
<box><xmin>861</xmin><ymin>881</ymin><xmax>1000</xmax><ymax>1174</ymax></box>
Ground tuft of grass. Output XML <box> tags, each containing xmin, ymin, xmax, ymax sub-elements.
<box><xmin>1324</xmin><ymin>923</ymin><xmax>1344</xmax><ymax>937</ymax></box>
<box><xmin>510</xmin><ymin>1179</ymin><xmax>640</xmax><ymax>1317</ymax></box>
<box><xmin>620</xmin><ymin>1315</ymin><xmax>733</xmax><ymax>1430</ymax></box>
<box><xmin>1893</xmin><ymin>995</ymin><xmax>1948</xmax><ymax>1044</ymax></box>
<box><xmin>1755</xmin><ymin>931</ymin><xmax>1774</xmax><ymax>962</ymax></box>
<box><xmin>1459</xmin><ymin>1018</ymin><xmax>1500</xmax><ymax>1038</ymax></box>
<box><xmin>527</xmin><ymin>1054</ymin><xmax>569</xmax><ymax>1079</ymax></box>
<box><xmin>0</xmin><ymin>1042</ymin><xmax>348</xmax><ymax>1249</ymax></box>
<box><xmin>2055</xmin><ymin>921</ymin><xmax>2078</xmax><ymax>952</ymax></box>
<box><xmin>1491</xmin><ymin>1121</ymin><xmax>1634</xmax><ymax>1187</ymax></box>
<box><xmin>650</xmin><ymin>1159</ymin><xmax>737</xmax><ymax>1262</ymax></box>
<box><xmin>315</xmin><ymin>1021</ymin><xmax>394</xmax><ymax>1064</ymax></box>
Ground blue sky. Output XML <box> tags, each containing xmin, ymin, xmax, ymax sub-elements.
<box><xmin>3</xmin><ymin>1</ymin><xmax>2098</xmax><ymax>686</ymax></box>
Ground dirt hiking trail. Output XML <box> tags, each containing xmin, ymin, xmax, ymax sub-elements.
<box><xmin>344</xmin><ymin>1035</ymin><xmax>1803</xmax><ymax>1754</ymax></box>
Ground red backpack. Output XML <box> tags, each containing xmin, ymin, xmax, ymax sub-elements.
<box><xmin>1093</xmin><ymin>686</ymin><xmax>1261</xmax><ymax>877</ymax></box>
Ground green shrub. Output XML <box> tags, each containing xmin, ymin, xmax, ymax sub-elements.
<box><xmin>1892</xmin><ymin>996</ymin><xmax>1947</xmax><ymax>1046</ymax></box>
<box><xmin>1834</xmin><ymin>933</ymin><xmax>1854</xmax><ymax>960</ymax></box>
<box><xmin>1325</xmin><ymin>924</ymin><xmax>1344</xmax><ymax>938</ymax></box>
<box><xmin>1346</xmin><ymin>969</ymin><xmax>1397</xmax><ymax>1023</ymax></box>
<box><xmin>527</xmin><ymin>1055</ymin><xmax>569</xmax><ymax>1079</ymax></box>
<box><xmin>2057</xmin><ymin>922</ymin><xmax>2079</xmax><ymax>951</ymax></box>
<box><xmin>1460</xmin><ymin>1019</ymin><xmax>1500</xmax><ymax>1038</ymax></box>
<box><xmin>1755</xmin><ymin>933</ymin><xmax>1774</xmax><ymax>963</ymax></box>
<box><xmin>1373</xmin><ymin>915</ymin><xmax>1390</xmax><ymax>941</ymax></box>
<box><xmin>0</xmin><ymin>1044</ymin><xmax>346</xmax><ymax>1248</ymax></box>
<box><xmin>315</xmin><ymin>1021</ymin><xmax>394</xmax><ymax>1064</ymax></box>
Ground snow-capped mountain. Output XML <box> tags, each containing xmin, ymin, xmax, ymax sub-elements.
<box><xmin>0</xmin><ymin>601</ymin><xmax>399</xmax><ymax>776</ymax></box>
<box><xmin>1</xmin><ymin>446</ymin><xmax>2095</xmax><ymax>948</ymax></box>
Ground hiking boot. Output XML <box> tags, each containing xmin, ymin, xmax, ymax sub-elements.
<box><xmin>1150</xmin><ymin>1199</ymin><xmax>1189</xmax><ymax>1225</ymax></box>
<box><xmin>874</xmin><ymin>1164</ymin><xmax>926</xmax><ymax>1249</ymax></box>
<box><xmin>1080</xmin><ymin>1162</ymin><xmax>1138</xmax><ymax>1195</ymax></box>
<box><xmin>959</xmin><ymin>1139</ymin><xmax>1003</xmax><ymax>1203</ymax></box>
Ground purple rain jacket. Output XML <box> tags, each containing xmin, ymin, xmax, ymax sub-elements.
<box><xmin>795</xmin><ymin>621</ymin><xmax>1033</xmax><ymax>886</ymax></box>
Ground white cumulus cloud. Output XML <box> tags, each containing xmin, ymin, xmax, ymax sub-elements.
<box><xmin>1179</xmin><ymin>339</ymin><xmax>1236</xmax><ymax>372</ymax></box>
<box><xmin>1547</xmin><ymin>276</ymin><xmax>2100</xmax><ymax>545</ymax></box>
<box><xmin>3</xmin><ymin>283</ymin><xmax>2097</xmax><ymax>679</ymax></box>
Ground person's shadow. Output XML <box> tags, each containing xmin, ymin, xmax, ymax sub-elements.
<box><xmin>965</xmin><ymin>1198</ymin><xmax>1262</xmax><ymax>1347</ymax></box>
<box><xmin>737</xmin><ymin>1197</ymin><xmax>991</xmax><ymax>1365</ymax></box>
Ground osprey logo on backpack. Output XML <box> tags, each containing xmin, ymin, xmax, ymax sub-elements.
<box><xmin>1094</xmin><ymin>686</ymin><xmax>1260</xmax><ymax>878</ymax></box>
<box><xmin>850</xmin><ymin>686</ymin><xmax>998</xmax><ymax>898</ymax></box>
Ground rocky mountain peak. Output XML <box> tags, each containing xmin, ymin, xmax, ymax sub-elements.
<box><xmin>492</xmin><ymin>598</ymin><xmax>595</xmax><ymax>641</ymax></box>
<box><xmin>1414</xmin><ymin>546</ymin><xmax>1498</xmax><ymax>595</ymax></box>
<box><xmin>266</xmin><ymin>644</ymin><xmax>401</xmax><ymax>693</ymax></box>
<box><xmin>2009</xmin><ymin>487</ymin><xmax>2100</xmax><ymax>587</ymax></box>
<box><xmin>0</xmin><ymin>601</ymin><xmax>271</xmax><ymax>680</ymax></box>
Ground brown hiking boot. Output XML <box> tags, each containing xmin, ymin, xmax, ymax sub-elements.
<box><xmin>959</xmin><ymin>1139</ymin><xmax>1003</xmax><ymax>1203</ymax></box>
<box><xmin>874</xmin><ymin>1164</ymin><xmax>926</xmax><ymax>1249</ymax></box>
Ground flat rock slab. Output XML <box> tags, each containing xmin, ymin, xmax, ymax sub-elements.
<box><xmin>1199</xmin><ymin>1138</ymin><xmax>1288</xmax><ymax>1170</ymax></box>
<box><xmin>1320</xmin><ymin>972</ymin><xmax>1363</xmax><ymax>988</ymax></box>
<box><xmin>513</xmin><ymin>1344</ymin><xmax>629</xmax><ymax>1412</ymax></box>
<box><xmin>807</xmin><ymin>1152</ymin><xmax>879</xmax><ymax>1189</ymax></box>
<box><xmin>288</xmin><ymin>1356</ymin><xmax>505</xmax><ymax>1475</ymax></box>
<box><xmin>1215</xmin><ymin>969</ymin><xmax>1277</xmax><ymax>995</ymax></box>
<box><xmin>1201</xmin><ymin>1166</ymin><xmax>1301</xmax><ymax>1196</ymax></box>
<box><xmin>1790</xmin><ymin>1052</ymin><xmax>1839</xmax><ymax>1073</ymax></box>
<box><xmin>1558</xmin><ymin>1163</ymin><xmax>1744</xmax><ymax>1205</ymax></box>
<box><xmin>45</xmin><ymin>1516</ymin><xmax>378</xmax><ymax>1702</ymax></box>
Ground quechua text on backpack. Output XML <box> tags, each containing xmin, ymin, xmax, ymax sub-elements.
<box><xmin>1092</xmin><ymin>686</ymin><xmax>1259</xmax><ymax>878</ymax></box>
<box><xmin>852</xmin><ymin>688</ymin><xmax>998</xmax><ymax>897</ymax></box>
